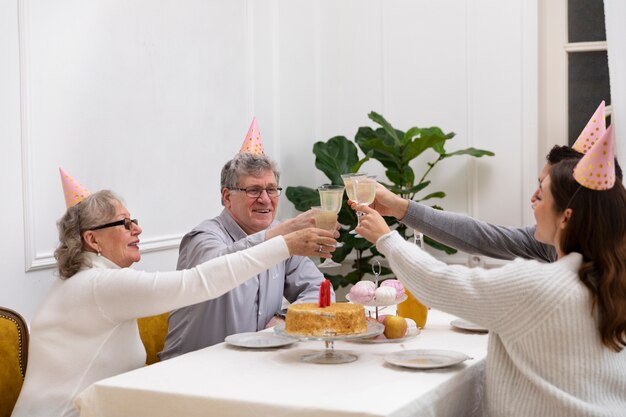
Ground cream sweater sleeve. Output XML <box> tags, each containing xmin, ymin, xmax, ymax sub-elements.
<box><xmin>376</xmin><ymin>231</ymin><xmax>583</xmax><ymax>337</ymax></box>
<box><xmin>91</xmin><ymin>236</ymin><xmax>290</xmax><ymax>323</ymax></box>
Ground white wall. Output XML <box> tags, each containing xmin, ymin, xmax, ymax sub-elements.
<box><xmin>0</xmin><ymin>0</ymin><xmax>538</xmax><ymax>322</ymax></box>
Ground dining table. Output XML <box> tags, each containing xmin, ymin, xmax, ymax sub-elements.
<box><xmin>76</xmin><ymin>308</ymin><xmax>489</xmax><ymax>417</ymax></box>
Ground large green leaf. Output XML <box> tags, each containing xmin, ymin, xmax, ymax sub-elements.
<box><xmin>418</xmin><ymin>191</ymin><xmax>446</xmax><ymax>201</ymax></box>
<box><xmin>355</xmin><ymin>128</ymin><xmax>403</xmax><ymax>174</ymax></box>
<box><xmin>285</xmin><ymin>186</ymin><xmax>319</xmax><ymax>212</ymax></box>
<box><xmin>386</xmin><ymin>165</ymin><xmax>415</xmax><ymax>188</ymax></box>
<box><xmin>313</xmin><ymin>136</ymin><xmax>361</xmax><ymax>184</ymax></box>
<box><xmin>368</xmin><ymin>111</ymin><xmax>401</xmax><ymax>145</ymax></box>
<box><xmin>441</xmin><ymin>147</ymin><xmax>495</xmax><ymax>158</ymax></box>
<box><xmin>402</xmin><ymin>129</ymin><xmax>451</xmax><ymax>163</ymax></box>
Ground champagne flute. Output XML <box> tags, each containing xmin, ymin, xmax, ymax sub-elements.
<box><xmin>351</xmin><ymin>175</ymin><xmax>376</xmax><ymax>236</ymax></box>
<box><xmin>318</xmin><ymin>184</ymin><xmax>345</xmax><ymax>248</ymax></box>
<box><xmin>311</xmin><ymin>206</ymin><xmax>341</xmax><ymax>268</ymax></box>
<box><xmin>318</xmin><ymin>184</ymin><xmax>345</xmax><ymax>213</ymax></box>
<box><xmin>340</xmin><ymin>173</ymin><xmax>367</xmax><ymax>234</ymax></box>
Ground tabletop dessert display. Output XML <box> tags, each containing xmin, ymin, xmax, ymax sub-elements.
<box><xmin>276</xmin><ymin>279</ymin><xmax>383</xmax><ymax>363</ymax></box>
<box><xmin>345</xmin><ymin>261</ymin><xmax>420</xmax><ymax>342</ymax></box>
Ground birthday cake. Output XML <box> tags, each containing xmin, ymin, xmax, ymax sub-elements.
<box><xmin>284</xmin><ymin>302</ymin><xmax>366</xmax><ymax>337</ymax></box>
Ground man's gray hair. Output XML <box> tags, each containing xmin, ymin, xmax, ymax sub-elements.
<box><xmin>220</xmin><ymin>153</ymin><xmax>280</xmax><ymax>201</ymax></box>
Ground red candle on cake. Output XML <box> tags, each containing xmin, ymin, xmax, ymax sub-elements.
<box><xmin>318</xmin><ymin>279</ymin><xmax>331</xmax><ymax>308</ymax></box>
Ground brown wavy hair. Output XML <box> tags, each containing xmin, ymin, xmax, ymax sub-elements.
<box><xmin>54</xmin><ymin>190</ymin><xmax>120</xmax><ymax>279</ymax></box>
<box><xmin>550</xmin><ymin>159</ymin><xmax>626</xmax><ymax>352</ymax></box>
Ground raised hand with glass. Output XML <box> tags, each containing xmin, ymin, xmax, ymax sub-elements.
<box><xmin>311</xmin><ymin>206</ymin><xmax>341</xmax><ymax>268</ymax></box>
<box><xmin>340</xmin><ymin>173</ymin><xmax>367</xmax><ymax>235</ymax></box>
<box><xmin>351</xmin><ymin>175</ymin><xmax>376</xmax><ymax>236</ymax></box>
<box><xmin>318</xmin><ymin>184</ymin><xmax>345</xmax><ymax>246</ymax></box>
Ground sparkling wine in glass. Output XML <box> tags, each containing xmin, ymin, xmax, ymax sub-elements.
<box><xmin>318</xmin><ymin>184</ymin><xmax>345</xmax><ymax>248</ymax></box>
<box><xmin>340</xmin><ymin>173</ymin><xmax>367</xmax><ymax>234</ymax></box>
<box><xmin>311</xmin><ymin>206</ymin><xmax>341</xmax><ymax>268</ymax></box>
<box><xmin>351</xmin><ymin>175</ymin><xmax>376</xmax><ymax>237</ymax></box>
<box><xmin>318</xmin><ymin>184</ymin><xmax>345</xmax><ymax>213</ymax></box>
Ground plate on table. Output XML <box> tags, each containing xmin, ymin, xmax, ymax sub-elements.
<box><xmin>385</xmin><ymin>349</ymin><xmax>472</xmax><ymax>369</ymax></box>
<box><xmin>348</xmin><ymin>326</ymin><xmax>420</xmax><ymax>344</ymax></box>
<box><xmin>225</xmin><ymin>332</ymin><xmax>297</xmax><ymax>349</ymax></box>
<box><xmin>450</xmin><ymin>319</ymin><xmax>488</xmax><ymax>333</ymax></box>
<box><xmin>345</xmin><ymin>293</ymin><xmax>408</xmax><ymax>307</ymax></box>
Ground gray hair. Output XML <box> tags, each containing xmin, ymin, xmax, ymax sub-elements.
<box><xmin>54</xmin><ymin>190</ymin><xmax>121</xmax><ymax>279</ymax></box>
<box><xmin>220</xmin><ymin>153</ymin><xmax>280</xmax><ymax>204</ymax></box>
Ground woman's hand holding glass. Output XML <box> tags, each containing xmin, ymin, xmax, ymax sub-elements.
<box><xmin>341</xmin><ymin>173</ymin><xmax>369</xmax><ymax>235</ymax></box>
<box><xmin>349</xmin><ymin>203</ymin><xmax>391</xmax><ymax>244</ymax></box>
<box><xmin>350</xmin><ymin>175</ymin><xmax>376</xmax><ymax>236</ymax></box>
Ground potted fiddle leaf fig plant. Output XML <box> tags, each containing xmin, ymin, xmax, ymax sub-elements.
<box><xmin>286</xmin><ymin>111</ymin><xmax>494</xmax><ymax>289</ymax></box>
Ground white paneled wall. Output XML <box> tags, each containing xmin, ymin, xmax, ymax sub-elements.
<box><xmin>0</xmin><ymin>0</ymin><xmax>538</xmax><ymax>321</ymax></box>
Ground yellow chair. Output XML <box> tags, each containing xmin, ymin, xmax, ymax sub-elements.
<box><xmin>0</xmin><ymin>307</ymin><xmax>29</xmax><ymax>417</ymax></box>
<box><xmin>137</xmin><ymin>312</ymin><xmax>169</xmax><ymax>365</ymax></box>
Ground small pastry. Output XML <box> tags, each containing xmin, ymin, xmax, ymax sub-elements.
<box><xmin>349</xmin><ymin>282</ymin><xmax>375</xmax><ymax>303</ymax></box>
<box><xmin>374</xmin><ymin>286</ymin><xmax>397</xmax><ymax>304</ymax></box>
<box><xmin>381</xmin><ymin>279</ymin><xmax>405</xmax><ymax>300</ymax></box>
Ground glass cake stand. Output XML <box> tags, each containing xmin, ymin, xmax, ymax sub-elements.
<box><xmin>274</xmin><ymin>321</ymin><xmax>384</xmax><ymax>364</ymax></box>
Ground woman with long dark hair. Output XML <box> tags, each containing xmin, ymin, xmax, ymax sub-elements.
<box><xmin>353</xmin><ymin>128</ymin><xmax>626</xmax><ymax>416</ymax></box>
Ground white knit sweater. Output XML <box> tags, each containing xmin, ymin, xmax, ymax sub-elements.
<box><xmin>377</xmin><ymin>231</ymin><xmax>626</xmax><ymax>417</ymax></box>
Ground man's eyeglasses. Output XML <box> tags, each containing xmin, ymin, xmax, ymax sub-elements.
<box><xmin>229</xmin><ymin>187</ymin><xmax>283</xmax><ymax>198</ymax></box>
<box><xmin>88</xmin><ymin>218</ymin><xmax>139</xmax><ymax>231</ymax></box>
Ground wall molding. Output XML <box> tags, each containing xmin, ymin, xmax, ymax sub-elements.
<box><xmin>26</xmin><ymin>235</ymin><xmax>183</xmax><ymax>272</ymax></box>
<box><xmin>17</xmin><ymin>0</ymin><xmax>182</xmax><ymax>272</ymax></box>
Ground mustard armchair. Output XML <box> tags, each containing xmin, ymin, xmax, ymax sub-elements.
<box><xmin>137</xmin><ymin>312</ymin><xmax>169</xmax><ymax>365</ymax></box>
<box><xmin>0</xmin><ymin>307</ymin><xmax>29</xmax><ymax>417</ymax></box>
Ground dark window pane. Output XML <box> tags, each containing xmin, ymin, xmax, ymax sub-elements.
<box><xmin>568</xmin><ymin>51</ymin><xmax>611</xmax><ymax>145</ymax></box>
<box><xmin>568</xmin><ymin>0</ymin><xmax>606</xmax><ymax>42</ymax></box>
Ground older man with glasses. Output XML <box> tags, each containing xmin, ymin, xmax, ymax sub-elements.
<box><xmin>159</xmin><ymin>152</ymin><xmax>333</xmax><ymax>359</ymax></box>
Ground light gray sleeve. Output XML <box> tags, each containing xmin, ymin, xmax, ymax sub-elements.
<box><xmin>176</xmin><ymin>227</ymin><xmax>265</xmax><ymax>270</ymax></box>
<box><xmin>402</xmin><ymin>201</ymin><xmax>556</xmax><ymax>262</ymax></box>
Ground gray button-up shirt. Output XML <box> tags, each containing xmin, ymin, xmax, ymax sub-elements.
<box><xmin>159</xmin><ymin>209</ymin><xmax>330</xmax><ymax>360</ymax></box>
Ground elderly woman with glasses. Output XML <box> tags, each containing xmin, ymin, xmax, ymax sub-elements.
<box><xmin>12</xmin><ymin>187</ymin><xmax>336</xmax><ymax>417</ymax></box>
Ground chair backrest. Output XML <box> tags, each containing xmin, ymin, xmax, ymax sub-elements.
<box><xmin>137</xmin><ymin>312</ymin><xmax>169</xmax><ymax>365</ymax></box>
<box><xmin>0</xmin><ymin>307</ymin><xmax>29</xmax><ymax>417</ymax></box>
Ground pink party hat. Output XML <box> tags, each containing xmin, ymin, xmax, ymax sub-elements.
<box><xmin>239</xmin><ymin>117</ymin><xmax>265</xmax><ymax>155</ymax></box>
<box><xmin>59</xmin><ymin>167</ymin><xmax>91</xmax><ymax>208</ymax></box>
<box><xmin>573</xmin><ymin>125</ymin><xmax>615</xmax><ymax>190</ymax></box>
<box><xmin>572</xmin><ymin>101</ymin><xmax>606</xmax><ymax>154</ymax></box>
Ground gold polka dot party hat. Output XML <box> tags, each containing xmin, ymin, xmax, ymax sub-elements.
<box><xmin>239</xmin><ymin>117</ymin><xmax>265</xmax><ymax>155</ymax></box>
<box><xmin>573</xmin><ymin>125</ymin><xmax>615</xmax><ymax>190</ymax></box>
<box><xmin>59</xmin><ymin>167</ymin><xmax>92</xmax><ymax>208</ymax></box>
<box><xmin>571</xmin><ymin>101</ymin><xmax>606</xmax><ymax>154</ymax></box>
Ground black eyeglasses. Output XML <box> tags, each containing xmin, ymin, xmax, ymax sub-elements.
<box><xmin>88</xmin><ymin>218</ymin><xmax>139</xmax><ymax>231</ymax></box>
<box><xmin>229</xmin><ymin>187</ymin><xmax>283</xmax><ymax>198</ymax></box>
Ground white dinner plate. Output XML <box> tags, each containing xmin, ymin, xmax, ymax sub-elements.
<box><xmin>345</xmin><ymin>293</ymin><xmax>408</xmax><ymax>307</ymax></box>
<box><xmin>224</xmin><ymin>332</ymin><xmax>297</xmax><ymax>349</ymax></box>
<box><xmin>450</xmin><ymin>319</ymin><xmax>489</xmax><ymax>333</ymax></box>
<box><xmin>385</xmin><ymin>349</ymin><xmax>472</xmax><ymax>369</ymax></box>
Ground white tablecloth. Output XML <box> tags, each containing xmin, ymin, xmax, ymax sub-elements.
<box><xmin>76</xmin><ymin>309</ymin><xmax>488</xmax><ymax>417</ymax></box>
